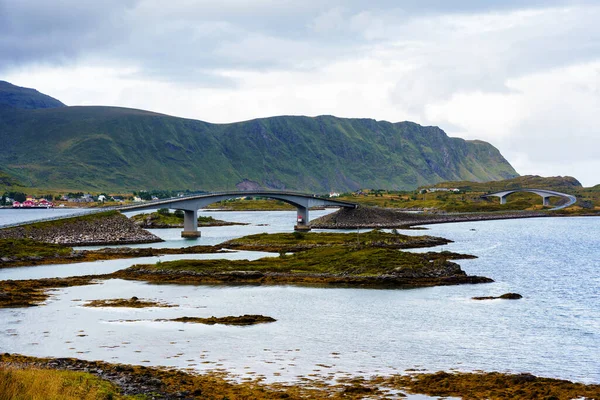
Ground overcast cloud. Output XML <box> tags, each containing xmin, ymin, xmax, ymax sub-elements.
<box><xmin>1</xmin><ymin>0</ymin><xmax>599</xmax><ymax>186</ymax></box>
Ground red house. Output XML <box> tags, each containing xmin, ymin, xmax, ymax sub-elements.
<box><xmin>38</xmin><ymin>199</ymin><xmax>53</xmax><ymax>207</ymax></box>
<box><xmin>12</xmin><ymin>201</ymin><xmax>21</xmax><ymax>208</ymax></box>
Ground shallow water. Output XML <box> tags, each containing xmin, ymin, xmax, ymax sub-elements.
<box><xmin>80</xmin><ymin>209</ymin><xmax>339</xmax><ymax>250</ymax></box>
<box><xmin>0</xmin><ymin>250</ymin><xmax>278</xmax><ymax>280</ymax></box>
<box><xmin>0</xmin><ymin>212</ymin><xmax>598</xmax><ymax>385</ymax></box>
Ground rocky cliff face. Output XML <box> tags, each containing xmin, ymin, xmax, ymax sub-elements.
<box><xmin>0</xmin><ymin>211</ymin><xmax>162</xmax><ymax>246</ymax></box>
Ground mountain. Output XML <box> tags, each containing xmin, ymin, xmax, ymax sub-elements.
<box><xmin>0</xmin><ymin>83</ymin><xmax>518</xmax><ymax>192</ymax></box>
<box><xmin>0</xmin><ymin>170</ymin><xmax>23</xmax><ymax>188</ymax></box>
<box><xmin>0</xmin><ymin>81</ymin><xmax>66</xmax><ymax>110</ymax></box>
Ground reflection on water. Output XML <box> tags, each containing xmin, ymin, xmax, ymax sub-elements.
<box><xmin>0</xmin><ymin>210</ymin><xmax>598</xmax><ymax>385</ymax></box>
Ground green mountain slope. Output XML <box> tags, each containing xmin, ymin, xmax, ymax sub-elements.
<box><xmin>0</xmin><ymin>81</ymin><xmax>66</xmax><ymax>110</ymax></box>
<box><xmin>0</xmin><ymin>90</ymin><xmax>518</xmax><ymax>192</ymax></box>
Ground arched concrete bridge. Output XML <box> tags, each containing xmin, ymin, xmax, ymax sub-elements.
<box><xmin>117</xmin><ymin>191</ymin><xmax>357</xmax><ymax>237</ymax></box>
<box><xmin>481</xmin><ymin>189</ymin><xmax>577</xmax><ymax>210</ymax></box>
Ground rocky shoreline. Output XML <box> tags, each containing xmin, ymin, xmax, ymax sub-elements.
<box><xmin>310</xmin><ymin>206</ymin><xmax>550</xmax><ymax>229</ymax></box>
<box><xmin>0</xmin><ymin>242</ymin><xmax>228</xmax><ymax>269</ymax></box>
<box><xmin>1</xmin><ymin>353</ymin><xmax>599</xmax><ymax>399</ymax></box>
<box><xmin>0</xmin><ymin>211</ymin><xmax>162</xmax><ymax>246</ymax></box>
<box><xmin>112</xmin><ymin>266</ymin><xmax>493</xmax><ymax>288</ymax></box>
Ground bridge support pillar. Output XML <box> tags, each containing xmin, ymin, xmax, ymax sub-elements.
<box><xmin>543</xmin><ymin>196</ymin><xmax>550</xmax><ymax>206</ymax></box>
<box><xmin>294</xmin><ymin>206</ymin><xmax>311</xmax><ymax>231</ymax></box>
<box><xmin>181</xmin><ymin>209</ymin><xmax>201</xmax><ymax>238</ymax></box>
<box><xmin>500</xmin><ymin>195</ymin><xmax>507</xmax><ymax>205</ymax></box>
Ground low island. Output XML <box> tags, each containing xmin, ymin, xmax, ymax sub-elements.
<box><xmin>130</xmin><ymin>208</ymin><xmax>247</xmax><ymax>228</ymax></box>
<box><xmin>0</xmin><ymin>230</ymin><xmax>490</xmax><ymax>308</ymax></box>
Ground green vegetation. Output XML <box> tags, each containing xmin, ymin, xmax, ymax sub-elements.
<box><xmin>165</xmin><ymin>315</ymin><xmax>276</xmax><ymax>325</ymax></box>
<box><xmin>0</xmin><ymin>276</ymin><xmax>99</xmax><ymax>308</ymax></box>
<box><xmin>0</xmin><ymin>171</ymin><xmax>24</xmax><ymax>192</ymax></box>
<box><xmin>0</xmin><ymin>84</ymin><xmax>517</xmax><ymax>192</ymax></box>
<box><xmin>0</xmin><ymin>239</ymin><xmax>226</xmax><ymax>269</ymax></box>
<box><xmin>114</xmin><ymin>243</ymin><xmax>487</xmax><ymax>288</ymax></box>
<box><xmin>0</xmin><ymin>238</ymin><xmax>72</xmax><ymax>259</ymax></box>
<box><xmin>0</xmin><ymin>367</ymin><xmax>133</xmax><ymax>400</ymax></box>
<box><xmin>335</xmin><ymin>175</ymin><xmax>600</xmax><ymax>212</ymax></box>
<box><xmin>130</xmin><ymin>209</ymin><xmax>244</xmax><ymax>227</ymax></box>
<box><xmin>430</xmin><ymin>174</ymin><xmax>583</xmax><ymax>192</ymax></box>
<box><xmin>139</xmin><ymin>246</ymin><xmax>465</xmax><ymax>276</ymax></box>
<box><xmin>222</xmin><ymin>230</ymin><xmax>451</xmax><ymax>252</ymax></box>
<box><xmin>4</xmin><ymin>354</ymin><xmax>598</xmax><ymax>400</ymax></box>
<box><xmin>0</xmin><ymin>80</ymin><xmax>65</xmax><ymax>110</ymax></box>
<box><xmin>83</xmin><ymin>297</ymin><xmax>176</xmax><ymax>308</ymax></box>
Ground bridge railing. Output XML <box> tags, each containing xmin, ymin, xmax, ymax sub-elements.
<box><xmin>0</xmin><ymin>209</ymin><xmax>103</xmax><ymax>229</ymax></box>
<box><xmin>0</xmin><ymin>191</ymin><xmax>356</xmax><ymax>228</ymax></box>
<box><xmin>114</xmin><ymin>190</ymin><xmax>356</xmax><ymax>211</ymax></box>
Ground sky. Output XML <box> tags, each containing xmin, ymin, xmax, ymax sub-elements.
<box><xmin>1</xmin><ymin>0</ymin><xmax>599</xmax><ymax>186</ymax></box>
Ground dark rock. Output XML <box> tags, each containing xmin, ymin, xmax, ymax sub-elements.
<box><xmin>499</xmin><ymin>292</ymin><xmax>523</xmax><ymax>299</ymax></box>
<box><xmin>472</xmin><ymin>292</ymin><xmax>522</xmax><ymax>300</ymax></box>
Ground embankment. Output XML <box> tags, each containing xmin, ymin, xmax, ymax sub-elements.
<box><xmin>311</xmin><ymin>206</ymin><xmax>549</xmax><ymax>229</ymax></box>
<box><xmin>0</xmin><ymin>211</ymin><xmax>162</xmax><ymax>246</ymax></box>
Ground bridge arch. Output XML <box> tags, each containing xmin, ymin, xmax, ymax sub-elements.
<box><xmin>117</xmin><ymin>191</ymin><xmax>357</xmax><ymax>237</ymax></box>
<box><xmin>481</xmin><ymin>189</ymin><xmax>576</xmax><ymax>210</ymax></box>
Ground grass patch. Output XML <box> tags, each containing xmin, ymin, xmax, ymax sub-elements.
<box><xmin>138</xmin><ymin>246</ymin><xmax>461</xmax><ymax>276</ymax></box>
<box><xmin>83</xmin><ymin>297</ymin><xmax>177</xmax><ymax>308</ymax></box>
<box><xmin>130</xmin><ymin>210</ymin><xmax>245</xmax><ymax>228</ymax></box>
<box><xmin>0</xmin><ymin>276</ymin><xmax>100</xmax><ymax>308</ymax></box>
<box><xmin>0</xmin><ymin>366</ymin><xmax>131</xmax><ymax>400</ymax></box>
<box><xmin>0</xmin><ymin>238</ymin><xmax>72</xmax><ymax>259</ymax></box>
<box><xmin>2</xmin><ymin>354</ymin><xmax>599</xmax><ymax>399</ymax></box>
<box><xmin>222</xmin><ymin>230</ymin><xmax>451</xmax><ymax>252</ymax></box>
<box><xmin>163</xmin><ymin>315</ymin><xmax>276</xmax><ymax>326</ymax></box>
<box><xmin>113</xmin><ymin>245</ymin><xmax>486</xmax><ymax>288</ymax></box>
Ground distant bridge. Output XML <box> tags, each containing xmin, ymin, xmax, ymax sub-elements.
<box><xmin>481</xmin><ymin>188</ymin><xmax>576</xmax><ymax>210</ymax></box>
<box><xmin>116</xmin><ymin>191</ymin><xmax>357</xmax><ymax>237</ymax></box>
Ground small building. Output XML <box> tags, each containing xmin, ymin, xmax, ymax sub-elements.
<box><xmin>329</xmin><ymin>192</ymin><xmax>340</xmax><ymax>198</ymax></box>
<box><xmin>38</xmin><ymin>199</ymin><xmax>53</xmax><ymax>207</ymax></box>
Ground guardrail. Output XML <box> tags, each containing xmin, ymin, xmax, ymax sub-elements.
<box><xmin>0</xmin><ymin>191</ymin><xmax>355</xmax><ymax>229</ymax></box>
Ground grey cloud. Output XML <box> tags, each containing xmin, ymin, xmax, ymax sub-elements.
<box><xmin>0</xmin><ymin>0</ymin><xmax>596</xmax><ymax>90</ymax></box>
<box><xmin>0</xmin><ymin>0</ymin><xmax>136</xmax><ymax>68</ymax></box>
<box><xmin>386</xmin><ymin>5</ymin><xmax>600</xmax><ymax>121</ymax></box>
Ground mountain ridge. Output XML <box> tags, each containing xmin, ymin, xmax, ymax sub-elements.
<box><xmin>0</xmin><ymin>82</ymin><xmax>519</xmax><ymax>192</ymax></box>
<box><xmin>0</xmin><ymin>81</ymin><xmax>66</xmax><ymax>110</ymax></box>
